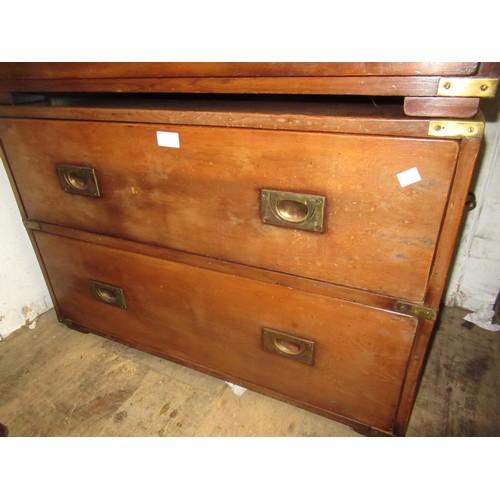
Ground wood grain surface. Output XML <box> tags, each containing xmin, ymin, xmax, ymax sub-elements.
<box><xmin>404</xmin><ymin>97</ymin><xmax>480</xmax><ymax>118</ymax></box>
<box><xmin>34</xmin><ymin>231</ymin><xmax>418</xmax><ymax>432</ymax></box>
<box><xmin>0</xmin><ymin>62</ymin><xmax>479</xmax><ymax>79</ymax></box>
<box><xmin>1</xmin><ymin>118</ymin><xmax>459</xmax><ymax>301</ymax></box>
<box><xmin>0</xmin><ymin>100</ymin><xmax>441</xmax><ymax>138</ymax></box>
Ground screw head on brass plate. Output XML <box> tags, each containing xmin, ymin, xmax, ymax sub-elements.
<box><xmin>428</xmin><ymin>120</ymin><xmax>484</xmax><ymax>138</ymax></box>
<box><xmin>437</xmin><ymin>77</ymin><xmax>498</xmax><ymax>97</ymax></box>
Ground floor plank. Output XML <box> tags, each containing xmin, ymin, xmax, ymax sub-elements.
<box><xmin>0</xmin><ymin>306</ymin><xmax>498</xmax><ymax>437</ymax></box>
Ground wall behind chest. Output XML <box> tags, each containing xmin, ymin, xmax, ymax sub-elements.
<box><xmin>0</xmin><ymin>158</ymin><xmax>52</xmax><ymax>338</ymax></box>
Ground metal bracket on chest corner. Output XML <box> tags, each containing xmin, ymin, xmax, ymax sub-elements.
<box><xmin>428</xmin><ymin>120</ymin><xmax>484</xmax><ymax>138</ymax></box>
<box><xmin>23</xmin><ymin>219</ymin><xmax>41</xmax><ymax>231</ymax></box>
<box><xmin>395</xmin><ymin>301</ymin><xmax>437</xmax><ymax>321</ymax></box>
<box><xmin>437</xmin><ymin>77</ymin><xmax>498</xmax><ymax>98</ymax></box>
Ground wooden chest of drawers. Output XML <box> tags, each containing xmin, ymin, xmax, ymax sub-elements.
<box><xmin>1</xmin><ymin>62</ymin><xmax>498</xmax><ymax>435</ymax></box>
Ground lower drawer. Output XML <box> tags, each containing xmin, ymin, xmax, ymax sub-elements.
<box><xmin>35</xmin><ymin>231</ymin><xmax>418</xmax><ymax>432</ymax></box>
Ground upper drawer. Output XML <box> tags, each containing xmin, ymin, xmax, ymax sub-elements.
<box><xmin>0</xmin><ymin>118</ymin><xmax>458</xmax><ymax>301</ymax></box>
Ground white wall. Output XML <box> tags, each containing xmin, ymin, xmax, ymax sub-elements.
<box><xmin>445</xmin><ymin>94</ymin><xmax>500</xmax><ymax>312</ymax></box>
<box><xmin>0</xmin><ymin>157</ymin><xmax>52</xmax><ymax>339</ymax></box>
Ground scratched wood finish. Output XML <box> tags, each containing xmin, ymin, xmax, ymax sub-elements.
<box><xmin>0</xmin><ymin>63</ymin><xmax>495</xmax><ymax>110</ymax></box>
<box><xmin>0</xmin><ymin>62</ymin><xmax>479</xmax><ymax>79</ymax></box>
<box><xmin>29</xmin><ymin>221</ymin><xmax>403</xmax><ymax>314</ymax></box>
<box><xmin>0</xmin><ymin>101</ymin><xmax>440</xmax><ymax>138</ymax></box>
<box><xmin>0</xmin><ymin>75</ymin><xmax>458</xmax><ymax>97</ymax></box>
<box><xmin>0</xmin><ymin>118</ymin><xmax>459</xmax><ymax>301</ymax></box>
<box><xmin>34</xmin><ymin>230</ymin><xmax>418</xmax><ymax>432</ymax></box>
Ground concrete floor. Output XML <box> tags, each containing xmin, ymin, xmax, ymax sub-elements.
<box><xmin>0</xmin><ymin>306</ymin><xmax>498</xmax><ymax>437</ymax></box>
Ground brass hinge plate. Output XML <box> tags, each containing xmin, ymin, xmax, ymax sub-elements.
<box><xmin>428</xmin><ymin>120</ymin><xmax>484</xmax><ymax>138</ymax></box>
<box><xmin>395</xmin><ymin>301</ymin><xmax>437</xmax><ymax>321</ymax></box>
<box><xmin>437</xmin><ymin>77</ymin><xmax>498</xmax><ymax>98</ymax></box>
<box><xmin>23</xmin><ymin>220</ymin><xmax>41</xmax><ymax>231</ymax></box>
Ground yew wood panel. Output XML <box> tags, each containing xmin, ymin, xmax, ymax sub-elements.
<box><xmin>0</xmin><ymin>62</ymin><xmax>479</xmax><ymax>79</ymax></box>
<box><xmin>34</xmin><ymin>231</ymin><xmax>418</xmax><ymax>432</ymax></box>
<box><xmin>0</xmin><ymin>118</ymin><xmax>459</xmax><ymax>301</ymax></box>
<box><xmin>0</xmin><ymin>76</ymin><xmax>463</xmax><ymax>96</ymax></box>
<box><xmin>404</xmin><ymin>97</ymin><xmax>480</xmax><ymax>118</ymax></box>
<box><xmin>0</xmin><ymin>102</ymin><xmax>437</xmax><ymax>138</ymax></box>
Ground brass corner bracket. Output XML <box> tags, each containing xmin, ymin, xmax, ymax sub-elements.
<box><xmin>395</xmin><ymin>301</ymin><xmax>437</xmax><ymax>321</ymax></box>
<box><xmin>437</xmin><ymin>78</ymin><xmax>498</xmax><ymax>98</ymax></box>
<box><xmin>428</xmin><ymin>120</ymin><xmax>484</xmax><ymax>138</ymax></box>
<box><xmin>23</xmin><ymin>219</ymin><xmax>41</xmax><ymax>231</ymax></box>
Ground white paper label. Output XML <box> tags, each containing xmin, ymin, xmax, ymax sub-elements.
<box><xmin>397</xmin><ymin>167</ymin><xmax>421</xmax><ymax>187</ymax></box>
<box><xmin>225</xmin><ymin>382</ymin><xmax>247</xmax><ymax>396</ymax></box>
<box><xmin>156</xmin><ymin>131</ymin><xmax>180</xmax><ymax>148</ymax></box>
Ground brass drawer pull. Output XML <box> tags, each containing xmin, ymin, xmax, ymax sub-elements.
<box><xmin>261</xmin><ymin>189</ymin><xmax>325</xmax><ymax>232</ymax></box>
<box><xmin>56</xmin><ymin>165</ymin><xmax>101</xmax><ymax>197</ymax></box>
<box><xmin>262</xmin><ymin>327</ymin><xmax>315</xmax><ymax>365</ymax></box>
<box><xmin>89</xmin><ymin>280</ymin><xmax>126</xmax><ymax>309</ymax></box>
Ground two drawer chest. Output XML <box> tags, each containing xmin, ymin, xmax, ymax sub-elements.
<box><xmin>1</xmin><ymin>62</ymin><xmax>498</xmax><ymax>435</ymax></box>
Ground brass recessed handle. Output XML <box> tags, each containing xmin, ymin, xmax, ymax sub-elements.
<box><xmin>56</xmin><ymin>165</ymin><xmax>101</xmax><ymax>197</ymax></box>
<box><xmin>89</xmin><ymin>280</ymin><xmax>126</xmax><ymax>309</ymax></box>
<box><xmin>276</xmin><ymin>199</ymin><xmax>310</xmax><ymax>223</ymax></box>
<box><xmin>261</xmin><ymin>189</ymin><xmax>325</xmax><ymax>232</ymax></box>
<box><xmin>262</xmin><ymin>327</ymin><xmax>315</xmax><ymax>365</ymax></box>
<box><xmin>273</xmin><ymin>336</ymin><xmax>305</xmax><ymax>356</ymax></box>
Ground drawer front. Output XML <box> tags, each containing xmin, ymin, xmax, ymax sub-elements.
<box><xmin>0</xmin><ymin>62</ymin><xmax>479</xmax><ymax>79</ymax></box>
<box><xmin>1</xmin><ymin>119</ymin><xmax>458</xmax><ymax>301</ymax></box>
<box><xmin>34</xmin><ymin>231</ymin><xmax>418</xmax><ymax>431</ymax></box>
